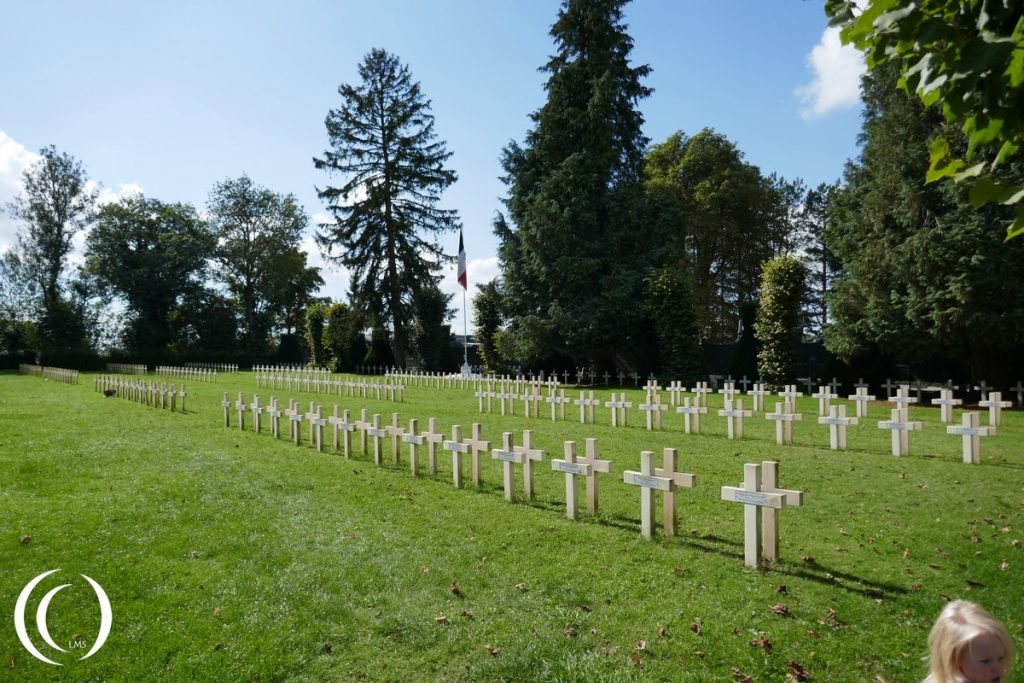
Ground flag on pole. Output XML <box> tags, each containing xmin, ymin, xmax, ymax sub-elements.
<box><xmin>457</xmin><ymin>229</ymin><xmax>467</xmax><ymax>290</ymax></box>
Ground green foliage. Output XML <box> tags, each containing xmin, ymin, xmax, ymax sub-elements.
<box><xmin>472</xmin><ymin>280</ymin><xmax>504</xmax><ymax>372</ymax></box>
<box><xmin>643</xmin><ymin>266</ymin><xmax>704</xmax><ymax>383</ymax></box>
<box><xmin>364</xmin><ymin>323</ymin><xmax>395</xmax><ymax>369</ymax></box>
<box><xmin>826</xmin><ymin>0</ymin><xmax>1024</xmax><ymax>239</ymax></box>
<box><xmin>497</xmin><ymin>0</ymin><xmax>652</xmax><ymax>366</ymax></box>
<box><xmin>644</xmin><ymin>130</ymin><xmax>802</xmax><ymax>343</ymax></box>
<box><xmin>304</xmin><ymin>303</ymin><xmax>328</xmax><ymax>367</ymax></box>
<box><xmin>323</xmin><ymin>302</ymin><xmax>364</xmax><ymax>373</ymax></box>
<box><xmin>825</xmin><ymin>62</ymin><xmax>1024</xmax><ymax>365</ymax></box>
<box><xmin>315</xmin><ymin>48</ymin><xmax>459</xmax><ymax>366</ymax></box>
<box><xmin>410</xmin><ymin>285</ymin><xmax>453</xmax><ymax>371</ymax></box>
<box><xmin>85</xmin><ymin>195</ymin><xmax>215</xmax><ymax>350</ymax></box>
<box><xmin>755</xmin><ymin>256</ymin><xmax>807</xmax><ymax>389</ymax></box>
<box><xmin>797</xmin><ymin>183</ymin><xmax>841</xmax><ymax>340</ymax></box>
<box><xmin>207</xmin><ymin>175</ymin><xmax>309</xmax><ymax>358</ymax></box>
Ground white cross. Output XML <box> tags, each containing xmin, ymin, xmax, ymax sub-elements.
<box><xmin>266</xmin><ymin>398</ymin><xmax>283</xmax><ymax>439</ymax></box>
<box><xmin>719</xmin><ymin>381</ymin><xmax>740</xmax><ymax>402</ymax></box>
<box><xmin>930</xmin><ymin>389</ymin><xmax>962</xmax><ymax>423</ymax></box>
<box><xmin>676</xmin><ymin>397</ymin><xmax>707</xmax><ymax>434</ymax></box>
<box><xmin>777</xmin><ymin>385</ymin><xmax>800</xmax><ymax>403</ymax></box>
<box><xmin>546</xmin><ymin>389</ymin><xmax>570</xmax><ymax>421</ymax></box>
<box><xmin>653</xmin><ymin>448</ymin><xmax>697</xmax><ymax>537</ymax></box>
<box><xmin>877</xmin><ymin>408</ymin><xmax>923</xmax><ymax>456</ymax></box>
<box><xmin>551</xmin><ymin>441</ymin><xmax>593</xmax><ymax>521</ymax></box>
<box><xmin>623</xmin><ymin>451</ymin><xmax>681</xmax><ymax>539</ymax></box>
<box><xmin>946</xmin><ymin>411</ymin><xmax>992</xmax><ymax>464</ymax></box>
<box><xmin>888</xmin><ymin>386</ymin><xmax>917</xmax><ymax>411</ymax></box>
<box><xmin>638</xmin><ymin>392</ymin><xmax>668</xmax><ymax>430</ymax></box>
<box><xmin>328</xmin><ymin>407</ymin><xmax>355</xmax><ymax>458</ymax></box>
<box><xmin>577</xmin><ymin>438</ymin><xmax>613</xmax><ymax>514</ymax></box>
<box><xmin>443</xmin><ymin>425</ymin><xmax>470</xmax><ymax>489</ymax></box>
<box><xmin>604</xmin><ymin>392</ymin><xmax>632</xmax><ymax>427</ymax></box>
<box><xmin>573</xmin><ymin>391</ymin><xmax>598</xmax><ymax>424</ymax></box>
<box><xmin>717</xmin><ymin>398</ymin><xmax>752</xmax><ymax>439</ymax></box>
<box><xmin>366</xmin><ymin>413</ymin><xmax>387</xmax><ymax>466</ymax></box>
<box><xmin>235</xmin><ymin>392</ymin><xmax>247</xmax><ymax>431</ymax></box>
<box><xmin>765</xmin><ymin>401</ymin><xmax>802</xmax><ymax>445</ymax></box>
<box><xmin>310</xmin><ymin>405</ymin><xmax>328</xmax><ymax>453</ymax></box>
<box><xmin>421</xmin><ymin>418</ymin><xmax>444</xmax><ymax>476</ymax></box>
<box><xmin>222</xmin><ymin>392</ymin><xmax>232</xmax><ymax>428</ymax></box>
<box><xmin>492</xmin><ymin>432</ymin><xmax>524</xmax><ymax>502</ymax></box>
<box><xmin>386</xmin><ymin>413</ymin><xmax>405</xmax><ymax>467</ymax></box>
<box><xmin>847</xmin><ymin>386</ymin><xmax>876</xmax><ymax>418</ymax></box>
<box><xmin>811</xmin><ymin>385</ymin><xmax>837</xmax><ymax>416</ymax></box>
<box><xmin>667</xmin><ymin>381</ymin><xmax>685</xmax><ymax>406</ymax></box>
<box><xmin>747</xmin><ymin>383</ymin><xmax>770</xmax><ymax>412</ymax></box>
<box><xmin>464</xmin><ymin>423</ymin><xmax>491</xmax><ymax>487</ymax></box>
<box><xmin>721</xmin><ymin>462</ymin><xmax>801</xmax><ymax>568</ymax></box>
<box><xmin>818</xmin><ymin>404</ymin><xmax>858</xmax><ymax>450</ymax></box>
<box><xmin>690</xmin><ymin>381</ymin><xmax>711</xmax><ymax>407</ymax></box>
<box><xmin>402</xmin><ymin>418</ymin><xmax>425</xmax><ymax>475</ymax></box>
<box><xmin>512</xmin><ymin>430</ymin><xmax>546</xmax><ymax>500</ymax></box>
<box><xmin>978</xmin><ymin>391</ymin><xmax>1012</xmax><ymax>427</ymax></box>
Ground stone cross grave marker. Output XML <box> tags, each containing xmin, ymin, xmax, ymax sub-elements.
<box><xmin>721</xmin><ymin>461</ymin><xmax>802</xmax><ymax>567</ymax></box>
<box><xmin>249</xmin><ymin>395</ymin><xmax>264</xmax><ymax>434</ymax></box>
<box><xmin>818</xmin><ymin>404</ymin><xmax>858</xmax><ymax>450</ymax></box>
<box><xmin>889</xmin><ymin>386</ymin><xmax>917</xmax><ymax>412</ymax></box>
<box><xmin>355</xmin><ymin>409</ymin><xmax>370</xmax><ymax>455</ymax></box>
<box><xmin>654</xmin><ymin>448</ymin><xmax>697</xmax><ymax>537</ymax></box>
<box><xmin>304</xmin><ymin>402</ymin><xmax>322</xmax><ymax>445</ymax></box>
<box><xmin>828</xmin><ymin>377</ymin><xmax>843</xmax><ymax>395</ymax></box>
<box><xmin>474</xmin><ymin>387</ymin><xmax>488</xmax><ymax>413</ymax></box>
<box><xmin>235</xmin><ymin>392</ymin><xmax>247</xmax><ymax>431</ymax></box>
<box><xmin>748</xmin><ymin>383</ymin><xmax>770</xmax><ymax>412</ymax></box>
<box><xmin>574</xmin><ymin>391</ymin><xmax>598</xmax><ymax>424</ymax></box>
<box><xmin>765</xmin><ymin>401</ymin><xmax>802</xmax><ymax>445</ymax></box>
<box><xmin>738</xmin><ymin>375</ymin><xmax>752</xmax><ymax>392</ymax></box>
<box><xmin>329</xmin><ymin>407</ymin><xmax>354</xmax><ymax>457</ymax></box>
<box><xmin>551</xmin><ymin>441</ymin><xmax>592</xmax><ymax>521</ymax></box>
<box><xmin>930</xmin><ymin>388</ymin><xmax>962</xmax><ymax>423</ymax></box>
<box><xmin>422</xmin><ymin>418</ymin><xmax>444</xmax><ymax>476</ymax></box>
<box><xmin>222</xmin><ymin>392</ymin><xmax>232</xmax><ymax>428</ymax></box>
<box><xmin>643</xmin><ymin>379</ymin><xmax>662</xmax><ymax>394</ymax></box>
<box><xmin>286</xmin><ymin>400</ymin><xmax>303</xmax><ymax>445</ymax></box>
<box><xmin>877</xmin><ymin>408</ymin><xmax>923</xmax><ymax>456</ymax></box>
<box><xmin>310</xmin><ymin>405</ymin><xmax>328</xmax><ymax>452</ymax></box>
<box><xmin>719</xmin><ymin>381</ymin><xmax>740</xmax><ymax>403</ymax></box>
<box><xmin>691</xmin><ymin>381</ymin><xmax>711</xmax><ymax>407</ymax></box>
<box><xmin>266</xmin><ymin>397</ymin><xmax>282</xmax><ymax>439</ymax></box>
<box><xmin>978</xmin><ymin>391</ymin><xmax>1012</xmax><ymax>427</ymax></box>
<box><xmin>1012</xmin><ymin>380</ymin><xmax>1024</xmax><ymax>408</ymax></box>
<box><xmin>367</xmin><ymin>414</ymin><xmax>387</xmax><ymax>466</ymax></box>
<box><xmin>464</xmin><ymin>423</ymin><xmax>491</xmax><ymax>487</ymax></box>
<box><xmin>777</xmin><ymin>385</ymin><xmax>800</xmax><ymax>403</ymax></box>
<box><xmin>623</xmin><ymin>451</ymin><xmax>682</xmax><ymax>539</ymax></box>
<box><xmin>639</xmin><ymin>392</ymin><xmax>668</xmax><ymax>430</ymax></box>
<box><xmin>847</xmin><ymin>386</ymin><xmax>876</xmax><ymax>418</ymax></box>
<box><xmin>513</xmin><ymin>430</ymin><xmax>545</xmax><ymax>500</ymax></box>
<box><xmin>491</xmin><ymin>432</ymin><xmax>523</xmax><ymax>502</ymax></box>
<box><xmin>946</xmin><ymin>411</ymin><xmax>992</xmax><ymax>464</ymax></box>
<box><xmin>403</xmin><ymin>418</ymin><xmax>424</xmax><ymax>475</ymax></box>
<box><xmin>577</xmin><ymin>438</ymin><xmax>613</xmax><ymax>514</ymax></box>
<box><xmin>667</xmin><ymin>381</ymin><xmax>685</xmax><ymax>406</ymax></box>
<box><xmin>811</xmin><ymin>385</ymin><xmax>837</xmax><ymax>416</ymax></box>
<box><xmin>443</xmin><ymin>425</ymin><xmax>470</xmax><ymax>489</ymax></box>
<box><xmin>797</xmin><ymin>376</ymin><xmax>815</xmax><ymax>396</ymax></box>
<box><xmin>546</xmin><ymin>389</ymin><xmax>570</xmax><ymax>421</ymax></box>
<box><xmin>676</xmin><ymin>397</ymin><xmax>707</xmax><ymax>434</ymax></box>
<box><xmin>604</xmin><ymin>393</ymin><xmax>632</xmax><ymax>427</ymax></box>
<box><xmin>386</xmin><ymin>413</ymin><xmax>405</xmax><ymax>467</ymax></box>
<box><xmin>718</xmin><ymin>398</ymin><xmax>752</xmax><ymax>439</ymax></box>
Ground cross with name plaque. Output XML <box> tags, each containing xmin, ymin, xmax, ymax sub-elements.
<box><xmin>676</xmin><ymin>397</ymin><xmax>707</xmax><ymax>434</ymax></box>
<box><xmin>354</xmin><ymin>409</ymin><xmax>370</xmax><ymax>454</ymax></box>
<box><xmin>721</xmin><ymin>461</ymin><xmax>803</xmax><ymax>567</ymax></box>
<box><xmin>930</xmin><ymin>388</ymin><xmax>962</xmax><ymax>423</ymax></box>
<box><xmin>777</xmin><ymin>385</ymin><xmax>800</xmax><ymax>403</ymax></box>
<box><xmin>847</xmin><ymin>386</ymin><xmax>876</xmax><ymax>418</ymax></box>
<box><xmin>811</xmin><ymin>386</ymin><xmax>837</xmax><ymax>416</ymax></box>
<box><xmin>304</xmin><ymin>402</ymin><xmax>322</xmax><ymax>445</ymax></box>
<box><xmin>888</xmin><ymin>387</ymin><xmax>917</xmax><ymax>412</ymax></box>
<box><xmin>443</xmin><ymin>425</ymin><xmax>470</xmax><ymax>488</ymax></box>
<box><xmin>691</xmin><ymin>381</ymin><xmax>711</xmax><ymax>407</ymax></box>
<box><xmin>546</xmin><ymin>389</ymin><xmax>570</xmax><ymax>421</ymax></box>
<box><xmin>222</xmin><ymin>392</ymin><xmax>232</xmax><ymax>428</ymax></box>
<box><xmin>718</xmin><ymin>398</ymin><xmax>752</xmax><ymax>439</ymax></box>
<box><xmin>818</xmin><ymin>404</ymin><xmax>858</xmax><ymax>450</ymax></box>
<box><xmin>386</xmin><ymin>413</ymin><xmax>405</xmax><ymax>466</ymax></box>
<box><xmin>946</xmin><ymin>411</ymin><xmax>992</xmax><ymax>464</ymax></box>
<box><xmin>235</xmin><ymin>392</ymin><xmax>247</xmax><ymax>431</ymax></box>
<box><xmin>286</xmin><ymin>400</ymin><xmax>303</xmax><ymax>445</ymax></box>
<box><xmin>667</xmin><ymin>381</ymin><xmax>685</xmax><ymax>406</ymax></box>
<box><xmin>878</xmin><ymin>408</ymin><xmax>923</xmax><ymax>456</ymax></box>
<box><xmin>604</xmin><ymin>393</ymin><xmax>632</xmax><ymax>427</ymax></box>
<box><xmin>403</xmin><ymin>418</ymin><xmax>424</xmax><ymax>475</ymax></box>
<box><xmin>978</xmin><ymin>391</ymin><xmax>1012</xmax><ymax>427</ymax></box>
<box><xmin>551</xmin><ymin>441</ymin><xmax>593</xmax><ymax>520</ymax></box>
<box><xmin>654</xmin><ymin>448</ymin><xmax>697</xmax><ymax>537</ymax></box>
<box><xmin>422</xmin><ymin>418</ymin><xmax>444</xmax><ymax>475</ymax></box>
<box><xmin>513</xmin><ymin>430</ymin><xmax>545</xmax><ymax>500</ymax></box>
<box><xmin>765</xmin><ymin>401</ymin><xmax>802</xmax><ymax>445</ymax></box>
<box><xmin>329</xmin><ymin>407</ymin><xmax>354</xmax><ymax>457</ymax></box>
<box><xmin>574</xmin><ymin>391</ymin><xmax>598</xmax><ymax>424</ymax></box>
<box><xmin>367</xmin><ymin>414</ymin><xmax>387</xmax><ymax>466</ymax></box>
<box><xmin>748</xmin><ymin>383</ymin><xmax>770</xmax><ymax>412</ymax></box>
<box><xmin>310</xmin><ymin>405</ymin><xmax>328</xmax><ymax>452</ymax></box>
<box><xmin>639</xmin><ymin>392</ymin><xmax>668</xmax><ymax>430</ymax></box>
<box><xmin>491</xmin><ymin>432</ymin><xmax>523</xmax><ymax>501</ymax></box>
<box><xmin>623</xmin><ymin>450</ymin><xmax>688</xmax><ymax>539</ymax></box>
<box><xmin>266</xmin><ymin>398</ymin><xmax>282</xmax><ymax>439</ymax></box>
<box><xmin>464</xmin><ymin>423</ymin><xmax>491</xmax><ymax>487</ymax></box>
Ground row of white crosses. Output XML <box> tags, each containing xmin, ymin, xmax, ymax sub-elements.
<box><xmin>95</xmin><ymin>375</ymin><xmax>187</xmax><ymax>412</ymax></box>
<box><xmin>106</xmin><ymin>363</ymin><xmax>147</xmax><ymax>374</ymax></box>
<box><xmin>184</xmin><ymin>362</ymin><xmax>238</xmax><ymax>373</ymax></box>
<box><xmin>222</xmin><ymin>396</ymin><xmax>803</xmax><ymax>568</ymax></box>
<box><xmin>254</xmin><ymin>370</ymin><xmax>405</xmax><ymax>401</ymax></box>
<box><xmin>41</xmin><ymin>366</ymin><xmax>80</xmax><ymax>385</ymax></box>
<box><xmin>155</xmin><ymin>366</ymin><xmax>217</xmax><ymax>382</ymax></box>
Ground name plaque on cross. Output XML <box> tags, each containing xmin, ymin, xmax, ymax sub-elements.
<box><xmin>553</xmin><ymin>461</ymin><xmax>589</xmax><ymax>476</ymax></box>
<box><xmin>624</xmin><ymin>473</ymin><xmax>672</xmax><ymax>491</ymax></box>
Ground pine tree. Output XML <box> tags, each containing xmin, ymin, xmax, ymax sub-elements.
<box><xmin>314</xmin><ymin>48</ymin><xmax>460</xmax><ymax>367</ymax></box>
<box><xmin>497</xmin><ymin>0</ymin><xmax>651</xmax><ymax>368</ymax></box>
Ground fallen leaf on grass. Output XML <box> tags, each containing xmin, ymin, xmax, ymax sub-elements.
<box><xmin>787</xmin><ymin>659</ymin><xmax>812</xmax><ymax>681</ymax></box>
<box><xmin>694</xmin><ymin>650</ymin><xmax>706</xmax><ymax>659</ymax></box>
<box><xmin>1000</xmin><ymin>560</ymin><xmax>1010</xmax><ymax>571</ymax></box>
<box><xmin>690</xmin><ymin>622</ymin><xmax>701</xmax><ymax>635</ymax></box>
<box><xmin>484</xmin><ymin>644</ymin><xmax>499</xmax><ymax>656</ymax></box>
<box><xmin>777</xmin><ymin>585</ymin><xmax>788</xmax><ymax>594</ymax></box>
<box><xmin>450</xmin><ymin>581</ymin><xmax>461</xmax><ymax>597</ymax></box>
<box><xmin>322</xmin><ymin>641</ymin><xmax>332</xmax><ymax>653</ymax></box>
<box><xmin>801</xmin><ymin>556</ymin><xmax>815</xmax><ymax>564</ymax></box>
<box><xmin>731</xmin><ymin>667</ymin><xmax>753</xmax><ymax>682</ymax></box>
<box><xmin>749</xmin><ymin>634</ymin><xmax>773</xmax><ymax>653</ymax></box>
<box><xmin>213</xmin><ymin>607</ymin><xmax>222</xmax><ymax>616</ymax></box>
<box><xmin>213</xmin><ymin>642</ymin><xmax>223</xmax><ymax>651</ymax></box>
<box><xmin>635</xmin><ymin>640</ymin><xmax>647</xmax><ymax>652</ymax></box>
<box><xmin>806</xmin><ymin>629</ymin><xmax>820</xmax><ymax>639</ymax></box>
<box><xmin>578</xmin><ymin>604</ymin><xmax>592</xmax><ymax>613</ymax></box>
<box><xmin>435</xmin><ymin>615</ymin><xmax>448</xmax><ymax>624</ymax></box>
<box><xmin>629</xmin><ymin>652</ymin><xmax>644</xmax><ymax>667</ymax></box>
<box><xmin>419</xmin><ymin>566</ymin><xmax>429</xmax><ymax>573</ymax></box>
<box><xmin>564</xmin><ymin>628</ymin><xmax>578</xmax><ymax>637</ymax></box>
<box><xmin>19</xmin><ymin>536</ymin><xmax>30</xmax><ymax>545</ymax></box>
<box><xmin>514</xmin><ymin>582</ymin><xmax>527</xmax><ymax>592</ymax></box>
<box><xmin>460</xmin><ymin>610</ymin><xmax>474</xmax><ymax>619</ymax></box>
<box><xmin>771</xmin><ymin>603</ymin><xmax>790</xmax><ymax>616</ymax></box>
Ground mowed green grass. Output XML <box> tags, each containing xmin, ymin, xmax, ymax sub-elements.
<box><xmin>1</xmin><ymin>372</ymin><xmax>1022</xmax><ymax>682</ymax></box>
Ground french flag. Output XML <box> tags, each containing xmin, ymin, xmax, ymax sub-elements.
<box><xmin>457</xmin><ymin>229</ymin><xmax>467</xmax><ymax>290</ymax></box>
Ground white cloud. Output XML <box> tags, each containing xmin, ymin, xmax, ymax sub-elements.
<box><xmin>0</xmin><ymin>131</ymin><xmax>42</xmax><ymax>252</ymax></box>
<box><xmin>795</xmin><ymin>26</ymin><xmax>866</xmax><ymax>120</ymax></box>
<box><xmin>300</xmin><ymin>232</ymin><xmax>350</xmax><ymax>303</ymax></box>
<box><xmin>92</xmin><ymin>181</ymin><xmax>143</xmax><ymax>206</ymax></box>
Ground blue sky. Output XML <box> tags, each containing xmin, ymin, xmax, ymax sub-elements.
<box><xmin>0</xmin><ymin>1</ymin><xmax>865</xmax><ymax>326</ymax></box>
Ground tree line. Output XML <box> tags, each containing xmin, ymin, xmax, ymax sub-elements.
<box><xmin>3</xmin><ymin>0</ymin><xmax>1021</xmax><ymax>383</ymax></box>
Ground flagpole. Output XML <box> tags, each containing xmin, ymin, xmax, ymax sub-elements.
<box><xmin>463</xmin><ymin>287</ymin><xmax>468</xmax><ymax>368</ymax></box>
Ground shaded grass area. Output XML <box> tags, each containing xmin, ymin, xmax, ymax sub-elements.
<box><xmin>1</xmin><ymin>372</ymin><xmax>1022</xmax><ymax>681</ymax></box>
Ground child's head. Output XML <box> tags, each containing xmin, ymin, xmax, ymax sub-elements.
<box><xmin>928</xmin><ymin>600</ymin><xmax>1012</xmax><ymax>683</ymax></box>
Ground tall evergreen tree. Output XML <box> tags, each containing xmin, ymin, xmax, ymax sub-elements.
<box><xmin>314</xmin><ymin>48</ymin><xmax>460</xmax><ymax>367</ymax></box>
<box><xmin>825</xmin><ymin>62</ymin><xmax>1024</xmax><ymax>374</ymax></box>
<box><xmin>797</xmin><ymin>182</ymin><xmax>840</xmax><ymax>340</ymax></box>
<box><xmin>497</xmin><ymin>0</ymin><xmax>651</xmax><ymax>367</ymax></box>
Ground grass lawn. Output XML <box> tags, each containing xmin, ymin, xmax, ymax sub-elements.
<box><xmin>1</xmin><ymin>371</ymin><xmax>1022</xmax><ymax>682</ymax></box>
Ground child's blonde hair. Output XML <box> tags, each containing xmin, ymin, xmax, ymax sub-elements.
<box><xmin>927</xmin><ymin>600</ymin><xmax>1013</xmax><ymax>682</ymax></box>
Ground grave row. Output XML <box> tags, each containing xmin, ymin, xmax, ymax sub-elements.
<box><xmin>94</xmin><ymin>375</ymin><xmax>187</xmax><ymax>412</ymax></box>
<box><xmin>106</xmin><ymin>363</ymin><xmax>147</xmax><ymax>374</ymax></box>
<box><xmin>19</xmin><ymin>364</ymin><xmax>79</xmax><ymax>385</ymax></box>
<box><xmin>184</xmin><ymin>362</ymin><xmax>238</xmax><ymax>373</ymax></box>
<box><xmin>220</xmin><ymin>395</ymin><xmax>801</xmax><ymax>568</ymax></box>
<box><xmin>253</xmin><ymin>373</ymin><xmax>405</xmax><ymax>401</ymax></box>
<box><xmin>155</xmin><ymin>366</ymin><xmax>217</xmax><ymax>382</ymax></box>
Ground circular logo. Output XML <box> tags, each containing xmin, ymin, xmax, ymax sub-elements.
<box><xmin>14</xmin><ymin>569</ymin><xmax>112</xmax><ymax>666</ymax></box>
